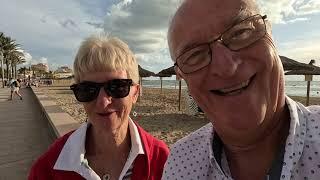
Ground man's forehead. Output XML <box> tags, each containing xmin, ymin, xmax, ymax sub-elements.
<box><xmin>177</xmin><ymin>0</ymin><xmax>256</xmax><ymax>21</ymax></box>
<box><xmin>171</xmin><ymin>0</ymin><xmax>245</xmax><ymax>37</ymax></box>
<box><xmin>169</xmin><ymin>0</ymin><xmax>258</xmax><ymax>56</ymax></box>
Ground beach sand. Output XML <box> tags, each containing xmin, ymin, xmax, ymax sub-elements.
<box><xmin>39</xmin><ymin>86</ymin><xmax>208</xmax><ymax>145</ymax></box>
<box><xmin>38</xmin><ymin>86</ymin><xmax>320</xmax><ymax>146</ymax></box>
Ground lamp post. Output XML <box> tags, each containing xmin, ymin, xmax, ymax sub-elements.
<box><xmin>0</xmin><ymin>50</ymin><xmax>4</xmax><ymax>88</ymax></box>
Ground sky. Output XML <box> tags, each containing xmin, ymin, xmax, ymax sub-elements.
<box><xmin>0</xmin><ymin>0</ymin><xmax>319</xmax><ymax>73</ymax></box>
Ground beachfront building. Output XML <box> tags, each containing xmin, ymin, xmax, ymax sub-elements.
<box><xmin>53</xmin><ymin>66</ymin><xmax>73</xmax><ymax>79</ymax></box>
<box><xmin>31</xmin><ymin>63</ymin><xmax>49</xmax><ymax>73</ymax></box>
<box><xmin>29</xmin><ymin>63</ymin><xmax>50</xmax><ymax>79</ymax></box>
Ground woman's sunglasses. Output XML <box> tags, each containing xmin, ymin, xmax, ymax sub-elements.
<box><xmin>70</xmin><ymin>79</ymin><xmax>133</xmax><ymax>102</ymax></box>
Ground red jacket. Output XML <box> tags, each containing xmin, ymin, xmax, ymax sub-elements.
<box><xmin>28</xmin><ymin>123</ymin><xmax>169</xmax><ymax>180</ymax></box>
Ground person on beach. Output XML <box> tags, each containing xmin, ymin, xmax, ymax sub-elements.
<box><xmin>29</xmin><ymin>35</ymin><xmax>169</xmax><ymax>180</ymax></box>
<box><xmin>9</xmin><ymin>78</ymin><xmax>23</xmax><ymax>100</ymax></box>
<box><xmin>162</xmin><ymin>0</ymin><xmax>320</xmax><ymax>179</ymax></box>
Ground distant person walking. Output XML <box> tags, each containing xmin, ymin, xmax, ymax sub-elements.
<box><xmin>9</xmin><ymin>78</ymin><xmax>23</xmax><ymax>100</ymax></box>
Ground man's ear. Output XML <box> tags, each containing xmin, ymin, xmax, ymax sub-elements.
<box><xmin>174</xmin><ymin>65</ymin><xmax>185</xmax><ymax>80</ymax></box>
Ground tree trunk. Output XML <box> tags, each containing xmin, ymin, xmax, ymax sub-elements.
<box><xmin>11</xmin><ymin>63</ymin><xmax>14</xmax><ymax>79</ymax></box>
<box><xmin>5</xmin><ymin>62</ymin><xmax>9</xmax><ymax>79</ymax></box>
<box><xmin>0</xmin><ymin>52</ymin><xmax>4</xmax><ymax>88</ymax></box>
<box><xmin>14</xmin><ymin>64</ymin><xmax>17</xmax><ymax>79</ymax></box>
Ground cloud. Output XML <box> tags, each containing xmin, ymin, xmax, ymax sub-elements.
<box><xmin>19</xmin><ymin>51</ymin><xmax>52</xmax><ymax>70</ymax></box>
<box><xmin>286</xmin><ymin>17</ymin><xmax>310</xmax><ymax>23</ymax></box>
<box><xmin>136</xmin><ymin>48</ymin><xmax>173</xmax><ymax>73</ymax></box>
<box><xmin>0</xmin><ymin>0</ymin><xmax>103</xmax><ymax>71</ymax></box>
<box><xmin>86</xmin><ymin>22</ymin><xmax>104</xmax><ymax>29</ymax></box>
<box><xmin>103</xmin><ymin>0</ymin><xmax>180</xmax><ymax>68</ymax></box>
<box><xmin>1</xmin><ymin>0</ymin><xmax>319</xmax><ymax>74</ymax></box>
<box><xmin>297</xmin><ymin>0</ymin><xmax>320</xmax><ymax>15</ymax></box>
<box><xmin>102</xmin><ymin>0</ymin><xmax>319</xmax><ymax>72</ymax></box>
<box><xmin>59</xmin><ymin>19</ymin><xmax>78</xmax><ymax>29</ymax></box>
<box><xmin>258</xmin><ymin>0</ymin><xmax>320</xmax><ymax>24</ymax></box>
<box><xmin>21</xmin><ymin>52</ymin><xmax>32</xmax><ymax>66</ymax></box>
<box><xmin>39</xmin><ymin>57</ymin><xmax>48</xmax><ymax>64</ymax></box>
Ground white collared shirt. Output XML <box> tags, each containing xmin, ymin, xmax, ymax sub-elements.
<box><xmin>54</xmin><ymin>118</ymin><xmax>144</xmax><ymax>180</ymax></box>
<box><xmin>162</xmin><ymin>96</ymin><xmax>320</xmax><ymax>180</ymax></box>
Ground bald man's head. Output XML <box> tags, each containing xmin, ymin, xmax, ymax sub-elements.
<box><xmin>168</xmin><ymin>0</ymin><xmax>262</xmax><ymax>60</ymax></box>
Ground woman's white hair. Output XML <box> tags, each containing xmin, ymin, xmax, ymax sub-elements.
<box><xmin>73</xmin><ymin>34</ymin><xmax>139</xmax><ymax>84</ymax></box>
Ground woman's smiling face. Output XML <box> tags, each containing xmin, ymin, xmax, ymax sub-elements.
<box><xmin>81</xmin><ymin>70</ymin><xmax>139</xmax><ymax>133</ymax></box>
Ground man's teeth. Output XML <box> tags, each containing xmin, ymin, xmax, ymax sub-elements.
<box><xmin>219</xmin><ymin>79</ymin><xmax>250</xmax><ymax>93</ymax></box>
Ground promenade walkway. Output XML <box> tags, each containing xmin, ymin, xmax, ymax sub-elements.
<box><xmin>0</xmin><ymin>87</ymin><xmax>54</xmax><ymax>179</ymax></box>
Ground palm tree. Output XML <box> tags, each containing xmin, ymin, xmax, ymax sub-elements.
<box><xmin>0</xmin><ymin>32</ymin><xmax>7</xmax><ymax>87</ymax></box>
<box><xmin>0</xmin><ymin>32</ymin><xmax>24</xmax><ymax>79</ymax></box>
<box><xmin>9</xmin><ymin>50</ymin><xmax>25</xmax><ymax>78</ymax></box>
<box><xmin>0</xmin><ymin>34</ymin><xmax>17</xmax><ymax>78</ymax></box>
<box><xmin>0</xmin><ymin>32</ymin><xmax>4</xmax><ymax>87</ymax></box>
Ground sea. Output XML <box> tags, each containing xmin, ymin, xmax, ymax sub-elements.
<box><xmin>141</xmin><ymin>75</ymin><xmax>320</xmax><ymax>97</ymax></box>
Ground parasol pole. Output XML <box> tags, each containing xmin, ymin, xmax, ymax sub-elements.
<box><xmin>138</xmin><ymin>76</ymin><xmax>142</xmax><ymax>102</ymax></box>
<box><xmin>305</xmin><ymin>74</ymin><xmax>313</xmax><ymax>106</ymax></box>
<box><xmin>178</xmin><ymin>80</ymin><xmax>182</xmax><ymax>111</ymax></box>
<box><xmin>306</xmin><ymin>81</ymin><xmax>310</xmax><ymax>106</ymax></box>
<box><xmin>160</xmin><ymin>76</ymin><xmax>163</xmax><ymax>93</ymax></box>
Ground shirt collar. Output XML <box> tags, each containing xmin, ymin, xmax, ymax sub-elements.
<box><xmin>128</xmin><ymin>117</ymin><xmax>145</xmax><ymax>155</ymax></box>
<box><xmin>53</xmin><ymin>118</ymin><xmax>144</xmax><ymax>172</ymax></box>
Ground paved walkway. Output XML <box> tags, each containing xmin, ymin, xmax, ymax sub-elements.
<box><xmin>0</xmin><ymin>87</ymin><xmax>54</xmax><ymax>179</ymax></box>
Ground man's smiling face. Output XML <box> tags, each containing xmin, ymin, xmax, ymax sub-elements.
<box><xmin>168</xmin><ymin>0</ymin><xmax>286</xmax><ymax>144</ymax></box>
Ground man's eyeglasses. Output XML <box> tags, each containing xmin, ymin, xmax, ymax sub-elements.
<box><xmin>174</xmin><ymin>14</ymin><xmax>267</xmax><ymax>74</ymax></box>
<box><xmin>70</xmin><ymin>79</ymin><xmax>133</xmax><ymax>102</ymax></box>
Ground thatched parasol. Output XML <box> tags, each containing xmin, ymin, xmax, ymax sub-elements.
<box><xmin>280</xmin><ymin>56</ymin><xmax>315</xmax><ymax>71</ymax></box>
<box><xmin>156</xmin><ymin>66</ymin><xmax>176</xmax><ymax>92</ymax></box>
<box><xmin>157</xmin><ymin>66</ymin><xmax>175</xmax><ymax>77</ymax></box>
<box><xmin>156</xmin><ymin>66</ymin><xmax>183</xmax><ymax>111</ymax></box>
<box><xmin>285</xmin><ymin>69</ymin><xmax>320</xmax><ymax>75</ymax></box>
<box><xmin>138</xmin><ymin>65</ymin><xmax>155</xmax><ymax>101</ymax></box>
<box><xmin>138</xmin><ymin>65</ymin><xmax>155</xmax><ymax>77</ymax></box>
<box><xmin>284</xmin><ymin>60</ymin><xmax>320</xmax><ymax>106</ymax></box>
<box><xmin>284</xmin><ymin>61</ymin><xmax>320</xmax><ymax>75</ymax></box>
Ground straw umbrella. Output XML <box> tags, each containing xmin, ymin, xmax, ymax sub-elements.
<box><xmin>138</xmin><ymin>65</ymin><xmax>155</xmax><ymax>101</ymax></box>
<box><xmin>285</xmin><ymin>68</ymin><xmax>320</xmax><ymax>75</ymax></box>
<box><xmin>280</xmin><ymin>56</ymin><xmax>315</xmax><ymax>71</ymax></box>
<box><xmin>138</xmin><ymin>65</ymin><xmax>155</xmax><ymax>77</ymax></box>
<box><xmin>285</xmin><ymin>60</ymin><xmax>320</xmax><ymax>106</ymax></box>
<box><xmin>157</xmin><ymin>66</ymin><xmax>175</xmax><ymax>93</ymax></box>
<box><xmin>157</xmin><ymin>66</ymin><xmax>184</xmax><ymax>111</ymax></box>
<box><xmin>280</xmin><ymin>56</ymin><xmax>318</xmax><ymax>106</ymax></box>
<box><xmin>284</xmin><ymin>59</ymin><xmax>320</xmax><ymax>75</ymax></box>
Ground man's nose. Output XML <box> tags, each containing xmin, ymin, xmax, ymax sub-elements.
<box><xmin>208</xmin><ymin>42</ymin><xmax>242</xmax><ymax>78</ymax></box>
<box><xmin>96</xmin><ymin>87</ymin><xmax>112</xmax><ymax>106</ymax></box>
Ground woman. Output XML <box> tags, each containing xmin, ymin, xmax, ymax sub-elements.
<box><xmin>28</xmin><ymin>35</ymin><xmax>169</xmax><ymax>180</ymax></box>
<box><xmin>9</xmin><ymin>78</ymin><xmax>23</xmax><ymax>100</ymax></box>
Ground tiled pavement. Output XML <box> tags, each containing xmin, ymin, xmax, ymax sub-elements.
<box><xmin>0</xmin><ymin>87</ymin><xmax>54</xmax><ymax>180</ymax></box>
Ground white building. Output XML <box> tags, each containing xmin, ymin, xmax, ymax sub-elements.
<box><xmin>53</xmin><ymin>66</ymin><xmax>73</xmax><ymax>79</ymax></box>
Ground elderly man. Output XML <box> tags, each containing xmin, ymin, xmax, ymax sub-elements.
<box><xmin>162</xmin><ymin>0</ymin><xmax>320</xmax><ymax>179</ymax></box>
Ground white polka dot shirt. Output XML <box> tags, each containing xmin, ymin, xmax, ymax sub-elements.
<box><xmin>162</xmin><ymin>96</ymin><xmax>320</xmax><ymax>180</ymax></box>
